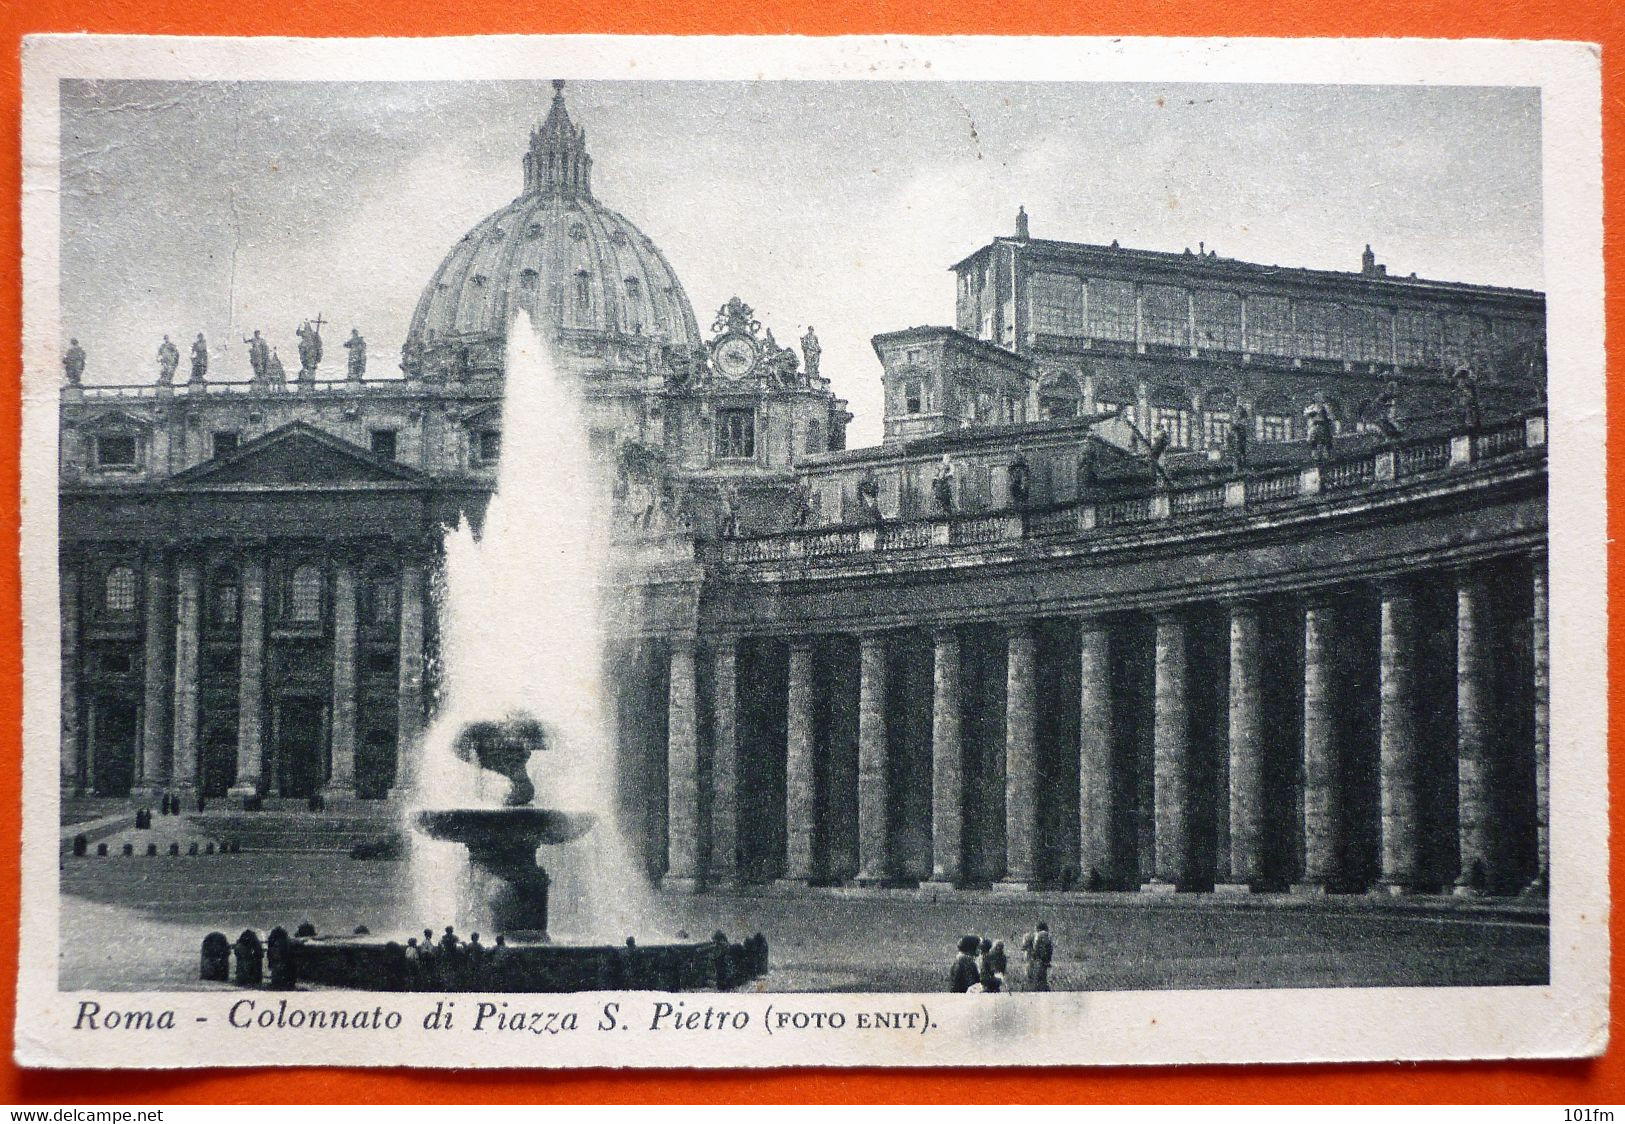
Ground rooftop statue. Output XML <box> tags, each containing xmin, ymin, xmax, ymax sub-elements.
<box><xmin>189</xmin><ymin>333</ymin><xmax>208</xmax><ymax>384</ymax></box>
<box><xmin>156</xmin><ymin>335</ymin><xmax>179</xmax><ymax>386</ymax></box>
<box><xmin>62</xmin><ymin>338</ymin><xmax>85</xmax><ymax>386</ymax></box>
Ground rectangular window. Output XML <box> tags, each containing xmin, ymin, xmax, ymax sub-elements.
<box><xmin>369</xmin><ymin>429</ymin><xmax>398</xmax><ymax>460</ymax></box>
<box><xmin>1203</xmin><ymin>410</ymin><xmax>1231</xmax><ymax>447</ymax></box>
<box><xmin>1395</xmin><ymin>309</ymin><xmax>1443</xmax><ymax>368</ymax></box>
<box><xmin>1142</xmin><ymin>285</ymin><xmax>1189</xmax><ymax>347</ymax></box>
<box><xmin>904</xmin><ymin>381</ymin><xmax>923</xmax><ymax>414</ymax></box>
<box><xmin>1297</xmin><ymin>301</ymin><xmax>1342</xmax><ymax>359</ymax></box>
<box><xmin>1032</xmin><ymin>272</ymin><xmax>1084</xmax><ymax>337</ymax></box>
<box><xmin>1257</xmin><ymin>414</ymin><xmax>1293</xmax><ymax>442</ymax></box>
<box><xmin>211</xmin><ymin>431</ymin><xmax>240</xmax><ymax>458</ymax></box>
<box><xmin>1152</xmin><ymin>406</ymin><xmax>1192</xmax><ymax>448</ymax></box>
<box><xmin>95</xmin><ymin>435</ymin><xmax>138</xmax><ymax>469</ymax></box>
<box><xmin>715</xmin><ymin>409</ymin><xmax>755</xmax><ymax>459</ymax></box>
<box><xmin>1085</xmin><ymin>278</ymin><xmax>1136</xmax><ymax>342</ymax></box>
<box><xmin>1342</xmin><ymin>305</ymin><xmax>1392</xmax><ymax>364</ymax></box>
<box><xmin>1248</xmin><ymin>296</ymin><xmax>1293</xmax><ymax>356</ymax></box>
<box><xmin>1193</xmin><ymin>290</ymin><xmax>1243</xmax><ymax>351</ymax></box>
<box><xmin>474</xmin><ymin>429</ymin><xmax>502</xmax><ymax>466</ymax></box>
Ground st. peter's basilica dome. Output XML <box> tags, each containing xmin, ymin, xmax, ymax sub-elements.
<box><xmin>401</xmin><ymin>81</ymin><xmax>702</xmax><ymax>380</ymax></box>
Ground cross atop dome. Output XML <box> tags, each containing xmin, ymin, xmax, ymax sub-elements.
<box><xmin>522</xmin><ymin>80</ymin><xmax>593</xmax><ymax>199</ymax></box>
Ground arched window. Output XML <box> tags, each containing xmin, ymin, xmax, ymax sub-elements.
<box><xmin>104</xmin><ymin>565</ymin><xmax>136</xmax><ymax>615</ymax></box>
<box><xmin>286</xmin><ymin>564</ymin><xmax>322</xmax><ymax>622</ymax></box>
<box><xmin>574</xmin><ymin>271</ymin><xmax>591</xmax><ymax>310</ymax></box>
<box><xmin>210</xmin><ymin>565</ymin><xmax>239</xmax><ymax>628</ymax></box>
<box><xmin>624</xmin><ymin>277</ymin><xmax>641</xmax><ymax>300</ymax></box>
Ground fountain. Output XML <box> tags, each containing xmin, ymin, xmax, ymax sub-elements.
<box><xmin>199</xmin><ymin>313</ymin><xmax>768</xmax><ymax>992</ymax></box>
<box><xmin>414</xmin><ymin>714</ymin><xmax>593</xmax><ymax>940</ymax></box>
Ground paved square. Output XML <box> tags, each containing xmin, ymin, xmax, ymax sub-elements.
<box><xmin>59</xmin><ymin>852</ymin><xmax>1547</xmax><ymax>993</ymax></box>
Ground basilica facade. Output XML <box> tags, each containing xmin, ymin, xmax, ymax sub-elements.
<box><xmin>59</xmin><ymin>86</ymin><xmax>1550</xmax><ymax>898</ymax></box>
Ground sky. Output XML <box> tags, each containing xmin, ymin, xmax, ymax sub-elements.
<box><xmin>59</xmin><ymin>79</ymin><xmax>1543</xmax><ymax>448</ymax></box>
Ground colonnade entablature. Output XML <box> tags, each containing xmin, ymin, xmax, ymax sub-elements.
<box><xmin>606</xmin><ymin>407</ymin><xmax>1547</xmax><ymax>901</ymax></box>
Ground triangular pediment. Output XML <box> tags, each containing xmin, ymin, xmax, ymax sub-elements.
<box><xmin>461</xmin><ymin>402</ymin><xmax>502</xmax><ymax>427</ymax></box>
<box><xmin>167</xmin><ymin>421</ymin><xmax>428</xmax><ymax>487</ymax></box>
<box><xmin>75</xmin><ymin>408</ymin><xmax>151</xmax><ymax>435</ymax></box>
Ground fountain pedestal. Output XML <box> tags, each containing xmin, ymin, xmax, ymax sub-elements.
<box><xmin>415</xmin><ymin>808</ymin><xmax>594</xmax><ymax>941</ymax></box>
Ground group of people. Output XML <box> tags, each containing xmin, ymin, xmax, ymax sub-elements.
<box><xmin>400</xmin><ymin>926</ymin><xmax>510</xmax><ymax>989</ymax></box>
<box><xmin>949</xmin><ymin>921</ymin><xmax>1053</xmax><ymax>993</ymax></box>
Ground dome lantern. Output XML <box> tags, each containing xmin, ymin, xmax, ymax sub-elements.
<box><xmin>522</xmin><ymin>80</ymin><xmax>593</xmax><ymax>200</ymax></box>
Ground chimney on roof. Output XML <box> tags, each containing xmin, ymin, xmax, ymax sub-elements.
<box><xmin>1362</xmin><ymin>243</ymin><xmax>1379</xmax><ymax>277</ymax></box>
<box><xmin>1016</xmin><ymin>206</ymin><xmax>1030</xmax><ymax>241</ymax></box>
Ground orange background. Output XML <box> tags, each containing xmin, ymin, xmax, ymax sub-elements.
<box><xmin>0</xmin><ymin>0</ymin><xmax>1619</xmax><ymax>1105</ymax></box>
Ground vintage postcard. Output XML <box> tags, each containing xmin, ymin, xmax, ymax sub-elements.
<box><xmin>16</xmin><ymin>34</ymin><xmax>1607</xmax><ymax>1068</ymax></box>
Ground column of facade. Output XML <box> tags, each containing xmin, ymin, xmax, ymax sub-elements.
<box><xmin>925</xmin><ymin>628</ymin><xmax>963</xmax><ymax>889</ymax></box>
<box><xmin>998</xmin><ymin>622</ymin><xmax>1039</xmax><ymax>890</ymax></box>
<box><xmin>1454</xmin><ymin>565</ymin><xmax>1496</xmax><ymax>895</ymax></box>
<box><xmin>60</xmin><ymin>555</ymin><xmax>80</xmax><ymax>794</ymax></box>
<box><xmin>1526</xmin><ymin>551</ymin><xmax>1550</xmax><ymax>896</ymax></box>
<box><xmin>1078</xmin><ymin>618</ymin><xmax>1116</xmax><ymax>887</ymax></box>
<box><xmin>324</xmin><ymin>559</ymin><xmax>358</xmax><ymax>800</ymax></box>
<box><xmin>138</xmin><ymin>552</ymin><xmax>170</xmax><ymax>793</ymax></box>
<box><xmin>1377</xmin><ymin>579</ymin><xmax>1422</xmax><ymax>893</ymax></box>
<box><xmin>709</xmin><ymin>640</ymin><xmax>741</xmax><ymax>888</ymax></box>
<box><xmin>1144</xmin><ymin>610</ymin><xmax>1191</xmax><ymax>892</ymax></box>
<box><xmin>390</xmin><ymin>560</ymin><xmax>426</xmax><ymax>799</ymax></box>
<box><xmin>1297</xmin><ymin>595</ymin><xmax>1342</xmax><ymax>893</ymax></box>
<box><xmin>854</xmin><ymin>633</ymin><xmax>890</xmax><ymax>884</ymax></box>
<box><xmin>1219</xmin><ymin>600</ymin><xmax>1264</xmax><ymax>892</ymax></box>
<box><xmin>170</xmin><ymin>557</ymin><xmax>201</xmax><ymax>794</ymax></box>
<box><xmin>229</xmin><ymin>551</ymin><xmax>266</xmax><ymax>799</ymax></box>
<box><xmin>663</xmin><ymin>638</ymin><xmax>701</xmax><ymax>892</ymax></box>
<box><xmin>781</xmin><ymin>639</ymin><xmax>818</xmax><ymax>884</ymax></box>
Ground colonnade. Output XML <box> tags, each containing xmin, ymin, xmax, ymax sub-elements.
<box><xmin>646</xmin><ymin>551</ymin><xmax>1547</xmax><ymax>897</ymax></box>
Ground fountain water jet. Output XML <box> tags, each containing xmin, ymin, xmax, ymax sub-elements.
<box><xmin>202</xmin><ymin>313</ymin><xmax>771</xmax><ymax>992</ymax></box>
<box><xmin>404</xmin><ymin>311</ymin><xmax>654</xmax><ymax>943</ymax></box>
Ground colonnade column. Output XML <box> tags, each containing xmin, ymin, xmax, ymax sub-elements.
<box><xmin>782</xmin><ymin>639</ymin><xmax>818</xmax><ymax>884</ymax></box>
<box><xmin>324</xmin><ymin>560</ymin><xmax>358</xmax><ymax>801</ymax></box>
<box><xmin>1377</xmin><ymin>579</ymin><xmax>1422</xmax><ymax>894</ymax></box>
<box><xmin>1078</xmin><ymin>618</ymin><xmax>1116</xmax><ymax>887</ymax></box>
<box><xmin>998</xmin><ymin>623</ymin><xmax>1038</xmax><ymax>890</ymax></box>
<box><xmin>709</xmin><ymin>640</ymin><xmax>741</xmax><ymax>888</ymax></box>
<box><xmin>1297</xmin><ymin>595</ymin><xmax>1342</xmax><ymax>893</ymax></box>
<box><xmin>170</xmin><ymin>558</ymin><xmax>201</xmax><ymax>795</ymax></box>
<box><xmin>855</xmin><ymin>633</ymin><xmax>890</xmax><ymax>884</ymax></box>
<box><xmin>1527</xmin><ymin>551</ymin><xmax>1550</xmax><ymax>896</ymax></box>
<box><xmin>925</xmin><ymin>628</ymin><xmax>963</xmax><ymax>889</ymax></box>
<box><xmin>663</xmin><ymin>638</ymin><xmax>701</xmax><ymax>892</ymax></box>
<box><xmin>229</xmin><ymin>552</ymin><xmax>265</xmax><ymax>800</ymax></box>
<box><xmin>1144</xmin><ymin>610</ymin><xmax>1190</xmax><ymax>892</ymax></box>
<box><xmin>1220</xmin><ymin>600</ymin><xmax>1264</xmax><ymax>892</ymax></box>
<box><xmin>390</xmin><ymin>561</ymin><xmax>425</xmax><ymax>800</ymax></box>
<box><xmin>60</xmin><ymin>556</ymin><xmax>80</xmax><ymax>794</ymax></box>
<box><xmin>138</xmin><ymin>552</ymin><xmax>169</xmax><ymax>794</ymax></box>
<box><xmin>1454</xmin><ymin>566</ymin><xmax>1495</xmax><ymax>895</ymax></box>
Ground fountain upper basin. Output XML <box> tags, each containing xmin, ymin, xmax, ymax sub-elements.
<box><xmin>416</xmin><ymin>808</ymin><xmax>596</xmax><ymax>847</ymax></box>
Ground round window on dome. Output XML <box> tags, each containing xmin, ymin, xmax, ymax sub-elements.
<box><xmin>527</xmin><ymin>223</ymin><xmax>543</xmax><ymax>239</ymax></box>
<box><xmin>610</xmin><ymin>229</ymin><xmax>630</xmax><ymax>246</ymax></box>
<box><xmin>491</xmin><ymin>227</ymin><xmax>504</xmax><ymax>240</ymax></box>
<box><xmin>569</xmin><ymin>222</ymin><xmax>588</xmax><ymax>242</ymax></box>
<box><xmin>520</xmin><ymin>269</ymin><xmax>539</xmax><ymax>290</ymax></box>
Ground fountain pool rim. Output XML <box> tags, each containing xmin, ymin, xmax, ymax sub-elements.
<box><xmin>415</xmin><ymin>808</ymin><xmax>597</xmax><ymax>846</ymax></box>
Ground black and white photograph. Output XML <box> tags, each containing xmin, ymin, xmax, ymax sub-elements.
<box><xmin>17</xmin><ymin>35</ymin><xmax>1607</xmax><ymax>1069</ymax></box>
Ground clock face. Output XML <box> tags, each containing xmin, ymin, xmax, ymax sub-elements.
<box><xmin>713</xmin><ymin>335</ymin><xmax>758</xmax><ymax>379</ymax></box>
